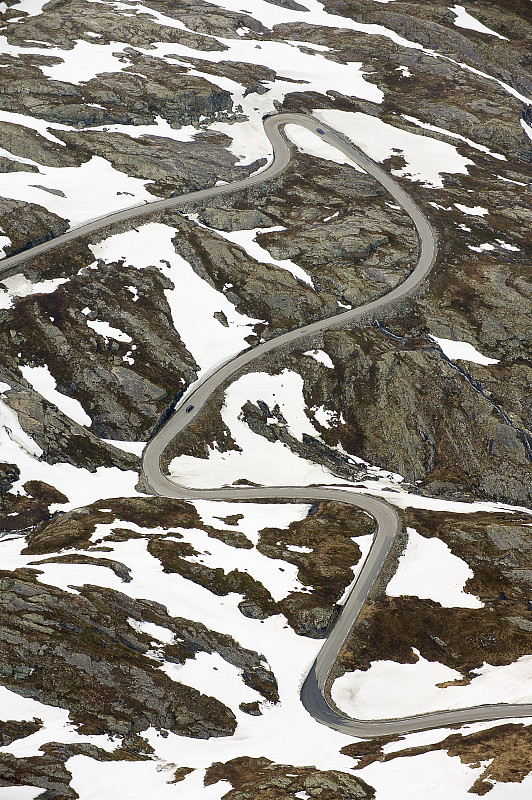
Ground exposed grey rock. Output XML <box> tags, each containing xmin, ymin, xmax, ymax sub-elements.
<box><xmin>53</xmin><ymin>127</ymin><xmax>265</xmax><ymax>198</ymax></box>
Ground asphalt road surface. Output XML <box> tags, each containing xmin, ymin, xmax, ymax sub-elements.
<box><xmin>3</xmin><ymin>113</ymin><xmax>532</xmax><ymax>737</ymax></box>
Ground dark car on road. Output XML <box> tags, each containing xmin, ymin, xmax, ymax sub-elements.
<box><xmin>186</xmin><ymin>404</ymin><xmax>194</xmax><ymax>413</ymax></box>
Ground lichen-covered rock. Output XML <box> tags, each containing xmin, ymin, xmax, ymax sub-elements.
<box><xmin>0</xmin><ymin>570</ymin><xmax>279</xmax><ymax>739</ymax></box>
<box><xmin>204</xmin><ymin>756</ymin><xmax>375</xmax><ymax>799</ymax></box>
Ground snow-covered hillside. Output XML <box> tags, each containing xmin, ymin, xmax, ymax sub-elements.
<box><xmin>0</xmin><ymin>0</ymin><xmax>531</xmax><ymax>797</ymax></box>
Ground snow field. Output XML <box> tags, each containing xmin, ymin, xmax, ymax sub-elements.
<box><xmin>86</xmin><ymin>115</ymin><xmax>198</xmax><ymax>142</ymax></box>
<box><xmin>387</xmin><ymin>527</ymin><xmax>483</xmax><ymax>608</ymax></box>
<box><xmin>37</xmin><ymin>39</ymin><xmax>130</xmax><ymax>83</ymax></box>
<box><xmin>0</xmin><ymin>401</ymin><xmax>140</xmax><ymax>508</ymax></box>
<box><xmin>348</xmin><ymin>481</ymin><xmax>532</xmax><ymax>516</ymax></box>
<box><xmin>0</xmin><ymin>500</ymin><xmax>328</xmax><ymax>722</ymax></box>
<box><xmin>103</xmin><ymin>438</ymin><xmax>146</xmax><ymax>456</ymax></box>
<box><xmin>168</xmin><ymin>369</ymin><xmax>343</xmax><ymax>488</ymax></box>
<box><xmin>284</xmin><ymin>123</ymin><xmax>365</xmax><ymax>171</ymax></box>
<box><xmin>357</xmin><ymin>749</ymin><xmax>488</xmax><ymax>800</ymax></box>
<box><xmin>332</xmin><ymin>651</ymin><xmax>532</xmax><ymax>719</ymax></box>
<box><xmin>314</xmin><ymin>110</ymin><xmax>475</xmax><ymax>188</ymax></box>
<box><xmin>89</xmin><ymin>223</ymin><xmax>263</xmax><ymax>374</ymax></box>
<box><xmin>161</xmin><ymin>651</ymin><xmax>264</xmax><ymax>712</ymax></box>
<box><xmin>0</xmin><ymin>685</ymin><xmax>118</xmax><ymax>760</ymax></box>
<box><xmin>164</xmin><ymin>523</ymin><xmax>309</xmax><ymax>603</ymax></box>
<box><xmin>0</xmin><ymin>155</ymin><xmax>156</xmax><ymax>228</ymax></box>
<box><xmin>66</xmin><ymin>757</ymin><xmax>218</xmax><ymax>800</ymax></box>
<box><xmin>1</xmin><ymin>2</ymin><xmax>531</xmax><ymax>796</ymax></box>
<box><xmin>8</xmin><ymin>0</ymin><xmax>48</xmax><ymax>17</ymax></box>
<box><xmin>0</xmin><ymin>498</ymin><xmax>362</xmax><ymax>779</ymax></box>
<box><xmin>0</xmin><ymin>789</ymin><xmax>41</xmax><ymax>800</ymax></box>
<box><xmin>192</xmin><ymin>499</ymin><xmax>311</xmax><ymax>547</ymax></box>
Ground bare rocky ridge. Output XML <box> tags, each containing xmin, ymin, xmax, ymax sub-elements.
<box><xmin>204</xmin><ymin>755</ymin><xmax>375</xmax><ymax>799</ymax></box>
<box><xmin>0</xmin><ymin>570</ymin><xmax>239</xmax><ymax>738</ymax></box>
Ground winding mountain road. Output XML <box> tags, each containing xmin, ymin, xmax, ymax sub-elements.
<box><xmin>3</xmin><ymin>112</ymin><xmax>532</xmax><ymax>737</ymax></box>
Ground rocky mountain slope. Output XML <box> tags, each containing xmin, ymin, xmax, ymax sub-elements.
<box><xmin>0</xmin><ymin>0</ymin><xmax>531</xmax><ymax>797</ymax></box>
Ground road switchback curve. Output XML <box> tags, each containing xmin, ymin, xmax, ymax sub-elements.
<box><xmin>3</xmin><ymin>112</ymin><xmax>532</xmax><ymax>737</ymax></box>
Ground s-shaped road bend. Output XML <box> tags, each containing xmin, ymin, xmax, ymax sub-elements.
<box><xmin>2</xmin><ymin>112</ymin><xmax>532</xmax><ymax>737</ymax></box>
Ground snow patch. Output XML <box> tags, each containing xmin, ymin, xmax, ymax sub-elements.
<box><xmin>189</xmin><ymin>215</ymin><xmax>315</xmax><ymax>288</ymax></box>
<box><xmin>454</xmin><ymin>203</ymin><xmax>489</xmax><ymax>216</ymax></box>
<box><xmin>90</xmin><ymin>223</ymin><xmax>263</xmax><ymax>374</ymax></box>
<box><xmin>103</xmin><ymin>439</ymin><xmax>145</xmax><ymax>456</ymax></box>
<box><xmin>312</xmin><ymin>406</ymin><xmax>336</xmax><ymax>428</ymax></box>
<box><xmin>127</xmin><ymin>618</ymin><xmax>175</xmax><ymax>644</ymax></box>
<box><xmin>315</xmin><ymin>110</ymin><xmax>474</xmax><ymax>188</ymax></box>
<box><xmin>86</xmin><ymin>319</ymin><xmax>132</xmax><ymax>343</ymax></box>
<box><xmin>0</xmin><ymin>398</ymin><xmax>43</xmax><ymax>457</ymax></box>
<box><xmin>496</xmin><ymin>239</ymin><xmax>520</xmax><ymax>252</ymax></box>
<box><xmin>402</xmin><ymin>114</ymin><xmax>506</xmax><ymax>160</ymax></box>
<box><xmin>0</xmin><ymin>230</ymin><xmax>11</xmax><ymax>257</ymax></box>
<box><xmin>450</xmin><ymin>5</ymin><xmax>508</xmax><ymax>40</ymax></box>
<box><xmin>521</xmin><ymin>118</ymin><xmax>532</xmax><ymax>143</ymax></box>
<box><xmin>303</xmin><ymin>350</ymin><xmax>334</xmax><ymax>369</ymax></box>
<box><xmin>468</xmin><ymin>242</ymin><xmax>495</xmax><ymax>253</ymax></box>
<box><xmin>20</xmin><ymin>365</ymin><xmax>91</xmax><ymax>426</ymax></box>
<box><xmin>0</xmin><ymin>273</ymin><xmax>68</xmax><ymax>310</ymax></box>
<box><xmin>429</xmin><ymin>335</ymin><xmax>499</xmax><ymax>365</ymax></box>
<box><xmin>396</xmin><ymin>65</ymin><xmax>412</xmax><ymax>77</ymax></box>
<box><xmin>337</xmin><ymin>533</ymin><xmax>373</xmax><ymax>605</ymax></box>
<box><xmin>387</xmin><ymin>527</ymin><xmax>483</xmax><ymax>608</ymax></box>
